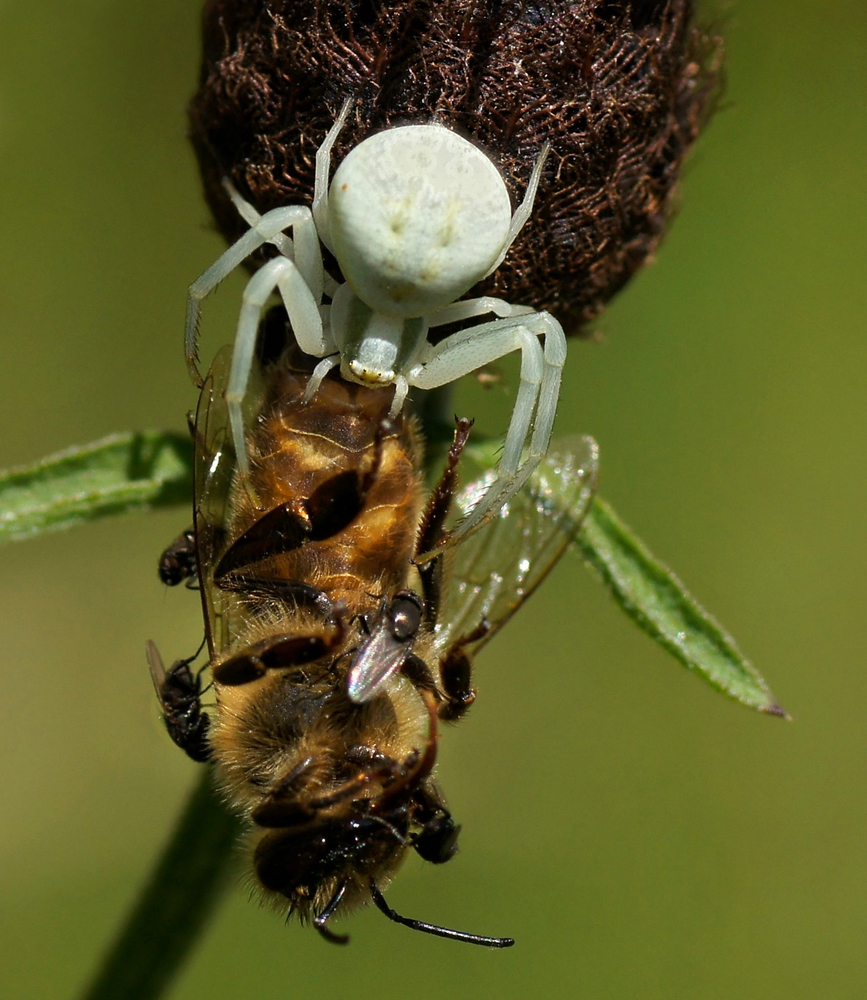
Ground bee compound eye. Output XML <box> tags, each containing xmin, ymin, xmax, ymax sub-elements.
<box><xmin>389</xmin><ymin>592</ymin><xmax>423</xmax><ymax>641</ymax></box>
<box><xmin>413</xmin><ymin>815</ymin><xmax>461</xmax><ymax>865</ymax></box>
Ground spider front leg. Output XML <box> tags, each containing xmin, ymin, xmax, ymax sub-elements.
<box><xmin>185</xmin><ymin>203</ymin><xmax>324</xmax><ymax>386</ymax></box>
<box><xmin>223</xmin><ymin>180</ymin><xmax>341</xmax><ymax>298</ymax></box>
<box><xmin>411</xmin><ymin>308</ymin><xmax>566</xmax><ymax>555</ymax></box>
<box><xmin>226</xmin><ymin>254</ymin><xmax>335</xmax><ymax>479</ymax></box>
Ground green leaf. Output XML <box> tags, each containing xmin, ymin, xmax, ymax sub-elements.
<box><xmin>0</xmin><ymin>431</ymin><xmax>193</xmax><ymax>543</ymax></box>
<box><xmin>577</xmin><ymin>497</ymin><xmax>787</xmax><ymax>717</ymax></box>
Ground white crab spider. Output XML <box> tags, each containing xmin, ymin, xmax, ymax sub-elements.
<box><xmin>185</xmin><ymin>100</ymin><xmax>566</xmax><ymax>551</ymax></box>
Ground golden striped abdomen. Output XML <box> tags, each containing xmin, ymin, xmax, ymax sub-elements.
<box><xmin>226</xmin><ymin>352</ymin><xmax>423</xmax><ymax>615</ymax></box>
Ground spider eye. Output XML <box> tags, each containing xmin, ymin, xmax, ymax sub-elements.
<box><xmin>329</xmin><ymin>125</ymin><xmax>512</xmax><ymax>318</ymax></box>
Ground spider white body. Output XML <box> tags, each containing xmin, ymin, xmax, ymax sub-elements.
<box><xmin>185</xmin><ymin>101</ymin><xmax>566</xmax><ymax>552</ymax></box>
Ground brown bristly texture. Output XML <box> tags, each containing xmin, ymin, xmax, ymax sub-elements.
<box><xmin>190</xmin><ymin>0</ymin><xmax>722</xmax><ymax>334</ymax></box>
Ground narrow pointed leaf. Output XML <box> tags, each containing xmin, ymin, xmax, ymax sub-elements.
<box><xmin>578</xmin><ymin>497</ymin><xmax>786</xmax><ymax>716</ymax></box>
<box><xmin>0</xmin><ymin>431</ymin><xmax>193</xmax><ymax>543</ymax></box>
<box><xmin>460</xmin><ymin>436</ymin><xmax>783</xmax><ymax>715</ymax></box>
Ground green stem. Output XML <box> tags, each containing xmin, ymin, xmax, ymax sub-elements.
<box><xmin>78</xmin><ymin>772</ymin><xmax>242</xmax><ymax>1000</ymax></box>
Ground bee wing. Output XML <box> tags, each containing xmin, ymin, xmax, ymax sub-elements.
<box><xmin>193</xmin><ymin>346</ymin><xmax>240</xmax><ymax>658</ymax></box>
<box><xmin>346</xmin><ymin>624</ymin><xmax>410</xmax><ymax>704</ymax></box>
<box><xmin>431</xmin><ymin>435</ymin><xmax>599</xmax><ymax>658</ymax></box>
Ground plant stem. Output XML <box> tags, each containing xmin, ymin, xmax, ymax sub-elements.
<box><xmin>78</xmin><ymin>772</ymin><xmax>241</xmax><ymax>1000</ymax></box>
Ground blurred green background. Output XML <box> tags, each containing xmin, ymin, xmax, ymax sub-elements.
<box><xmin>0</xmin><ymin>2</ymin><xmax>864</xmax><ymax>998</ymax></box>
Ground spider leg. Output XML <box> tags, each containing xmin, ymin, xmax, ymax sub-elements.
<box><xmin>222</xmin><ymin>178</ymin><xmax>294</xmax><ymax>260</ymax></box>
<box><xmin>426</xmin><ymin>295</ymin><xmax>534</xmax><ymax>330</ymax></box>
<box><xmin>303</xmin><ymin>356</ymin><xmax>339</xmax><ymax>404</ymax></box>
<box><xmin>227</xmin><ymin>256</ymin><xmax>331</xmax><ymax>478</ymax></box>
<box><xmin>484</xmin><ymin>143</ymin><xmax>551</xmax><ymax>276</ymax></box>
<box><xmin>222</xmin><ymin>178</ymin><xmax>344</xmax><ymax>298</ymax></box>
<box><xmin>312</xmin><ymin>97</ymin><xmax>354</xmax><ymax>253</ymax></box>
<box><xmin>387</xmin><ymin>375</ymin><xmax>410</xmax><ymax>416</ymax></box>
<box><xmin>454</xmin><ymin>312</ymin><xmax>565</xmax><ymax>541</ymax></box>
<box><xmin>410</xmin><ymin>309</ymin><xmax>566</xmax><ymax>555</ymax></box>
<box><xmin>185</xmin><ymin>204</ymin><xmax>322</xmax><ymax>386</ymax></box>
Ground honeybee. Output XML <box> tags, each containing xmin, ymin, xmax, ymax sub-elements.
<box><xmin>151</xmin><ymin>315</ymin><xmax>598</xmax><ymax>946</ymax></box>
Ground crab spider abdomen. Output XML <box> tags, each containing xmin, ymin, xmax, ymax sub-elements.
<box><xmin>329</xmin><ymin>125</ymin><xmax>512</xmax><ymax>319</ymax></box>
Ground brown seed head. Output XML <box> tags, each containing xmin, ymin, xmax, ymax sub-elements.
<box><xmin>190</xmin><ymin>0</ymin><xmax>722</xmax><ymax>334</ymax></box>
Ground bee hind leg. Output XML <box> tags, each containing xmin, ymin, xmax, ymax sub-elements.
<box><xmin>414</xmin><ymin>417</ymin><xmax>474</xmax><ymax>625</ymax></box>
<box><xmin>436</xmin><ymin>620</ymin><xmax>489</xmax><ymax>722</ymax></box>
<box><xmin>212</xmin><ymin>607</ymin><xmax>347</xmax><ymax>686</ymax></box>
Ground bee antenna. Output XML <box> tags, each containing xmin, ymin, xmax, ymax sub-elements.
<box><xmin>313</xmin><ymin>880</ymin><xmax>350</xmax><ymax>946</ymax></box>
<box><xmin>369</xmin><ymin>883</ymin><xmax>514</xmax><ymax>948</ymax></box>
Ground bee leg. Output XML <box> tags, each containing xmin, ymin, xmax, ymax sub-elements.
<box><xmin>158</xmin><ymin>528</ymin><xmax>197</xmax><ymax>587</ymax></box>
<box><xmin>251</xmin><ymin>756</ymin><xmax>320</xmax><ymax>827</ymax></box>
<box><xmin>436</xmin><ymin>620</ymin><xmax>489</xmax><ymax>722</ymax></box>
<box><xmin>313</xmin><ymin>879</ymin><xmax>350</xmax><ymax>946</ymax></box>
<box><xmin>369</xmin><ymin>882</ymin><xmax>514</xmax><ymax>948</ymax></box>
<box><xmin>146</xmin><ymin>641</ymin><xmax>211</xmax><ymax>763</ymax></box>
<box><xmin>213</xmin><ymin>616</ymin><xmax>346</xmax><ymax>686</ymax></box>
<box><xmin>217</xmin><ymin>576</ymin><xmax>334</xmax><ymax>618</ymax></box>
<box><xmin>414</xmin><ymin>418</ymin><xmax>473</xmax><ymax>625</ymax></box>
<box><xmin>344</xmin><ymin>745</ymin><xmax>398</xmax><ymax>768</ymax></box>
<box><xmin>400</xmin><ymin>653</ymin><xmax>439</xmax><ymax>694</ymax></box>
<box><xmin>253</xmin><ymin>750</ymin><xmax>395</xmax><ymax>827</ymax></box>
<box><xmin>305</xmin><ymin>759</ymin><xmax>401</xmax><ymax>812</ymax></box>
<box><xmin>416</xmin><ymin>417</ymin><xmax>474</xmax><ymax>554</ymax></box>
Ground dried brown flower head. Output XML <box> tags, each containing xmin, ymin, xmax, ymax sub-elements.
<box><xmin>190</xmin><ymin>0</ymin><xmax>721</xmax><ymax>333</ymax></box>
